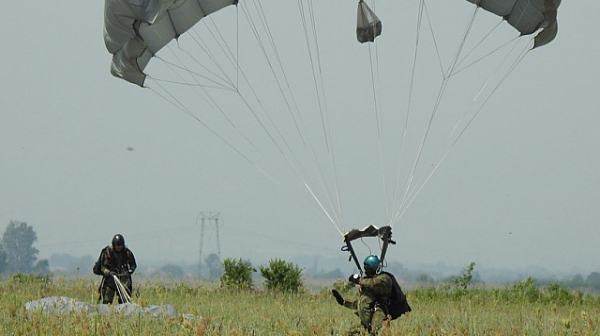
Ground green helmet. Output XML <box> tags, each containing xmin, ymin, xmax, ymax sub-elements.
<box><xmin>363</xmin><ymin>255</ymin><xmax>380</xmax><ymax>274</ymax></box>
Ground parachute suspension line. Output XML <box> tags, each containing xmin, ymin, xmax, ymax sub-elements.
<box><xmin>240</xmin><ymin>2</ymin><xmax>308</xmax><ymax>147</ymax></box>
<box><xmin>176</xmin><ymin>37</ymin><xmax>235</xmax><ymax>89</ymax></box>
<box><xmin>295</xmin><ymin>0</ymin><xmax>332</xmax><ymax>152</ymax></box>
<box><xmin>367</xmin><ymin>41</ymin><xmax>391</xmax><ymax>221</ymax></box>
<box><xmin>236</xmin><ymin>4</ymin><xmax>240</xmax><ymax>90</ymax></box>
<box><xmin>389</xmin><ymin>0</ymin><xmax>425</xmax><ymax>225</ymax></box>
<box><xmin>191</xmin><ymin>11</ymin><xmax>240</xmax><ymax>91</ymax></box>
<box><xmin>296</xmin><ymin>0</ymin><xmax>346</xmax><ymax>232</ymax></box>
<box><xmin>158</xmin><ymin>44</ymin><xmax>266</xmax><ymax>155</ymax></box>
<box><xmin>453</xmin><ymin>35</ymin><xmax>520</xmax><ymax>77</ymax></box>
<box><xmin>239</xmin><ymin>88</ymin><xmax>344</xmax><ymax>232</ymax></box>
<box><xmin>153</xmin><ymin>50</ymin><xmax>283</xmax><ymax>173</ymax></box>
<box><xmin>171</xmin><ymin>32</ymin><xmax>237</xmax><ymax>90</ymax></box>
<box><xmin>146</xmin><ymin>79</ymin><xmax>263</xmax><ymax>168</ymax></box>
<box><xmin>150</xmin><ymin>76</ymin><xmax>341</xmax><ymax>232</ymax></box>
<box><xmin>420</xmin><ymin>30</ymin><xmax>523</xmax><ymax>199</ymax></box>
<box><xmin>395</xmin><ymin>1</ymin><xmax>480</xmax><ymax>221</ymax></box>
<box><xmin>443</xmin><ymin>5</ymin><xmax>480</xmax><ymax>81</ymax></box>
<box><xmin>422</xmin><ymin>1</ymin><xmax>445</xmax><ymax>78</ymax></box>
<box><xmin>453</xmin><ymin>18</ymin><xmax>507</xmax><ymax>75</ymax></box>
<box><xmin>154</xmin><ymin>52</ymin><xmax>234</xmax><ymax>91</ymax></box>
<box><xmin>390</xmin><ymin>36</ymin><xmax>533</xmax><ymax>226</ymax></box>
<box><xmin>192</xmin><ymin>20</ymin><xmax>237</xmax><ymax>90</ymax></box>
<box><xmin>169</xmin><ymin>36</ymin><xmax>235</xmax><ymax>95</ymax></box>
<box><xmin>255</xmin><ymin>0</ymin><xmax>343</xmax><ymax>229</ymax></box>
<box><xmin>235</xmin><ymin>1</ymin><xmax>346</xmax><ymax>231</ymax></box>
<box><xmin>364</xmin><ymin>0</ymin><xmax>385</xmax><ymax>206</ymax></box>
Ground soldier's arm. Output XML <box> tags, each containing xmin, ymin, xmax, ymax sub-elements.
<box><xmin>343</xmin><ymin>299</ymin><xmax>357</xmax><ymax>310</ymax></box>
<box><xmin>127</xmin><ymin>249</ymin><xmax>137</xmax><ymax>273</ymax></box>
<box><xmin>100</xmin><ymin>249</ymin><xmax>113</xmax><ymax>276</ymax></box>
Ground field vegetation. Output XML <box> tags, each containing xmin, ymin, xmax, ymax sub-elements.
<box><xmin>1</xmin><ymin>273</ymin><xmax>599</xmax><ymax>336</ymax></box>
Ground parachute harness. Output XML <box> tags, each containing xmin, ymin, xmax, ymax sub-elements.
<box><xmin>342</xmin><ymin>225</ymin><xmax>395</xmax><ymax>276</ymax></box>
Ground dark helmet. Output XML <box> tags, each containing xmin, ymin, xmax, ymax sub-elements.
<box><xmin>363</xmin><ymin>255</ymin><xmax>380</xmax><ymax>275</ymax></box>
<box><xmin>112</xmin><ymin>234</ymin><xmax>125</xmax><ymax>247</ymax></box>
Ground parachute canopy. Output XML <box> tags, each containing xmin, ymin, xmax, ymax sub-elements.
<box><xmin>25</xmin><ymin>296</ymin><xmax>179</xmax><ymax>317</ymax></box>
<box><xmin>104</xmin><ymin>0</ymin><xmax>238</xmax><ymax>86</ymax></box>
<box><xmin>466</xmin><ymin>0</ymin><xmax>561</xmax><ymax>48</ymax></box>
<box><xmin>356</xmin><ymin>0</ymin><xmax>382</xmax><ymax>43</ymax></box>
<box><xmin>102</xmin><ymin>1</ymin><xmax>562</xmax><ymax>237</ymax></box>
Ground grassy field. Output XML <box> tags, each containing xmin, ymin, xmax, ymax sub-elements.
<box><xmin>1</xmin><ymin>275</ymin><xmax>599</xmax><ymax>335</ymax></box>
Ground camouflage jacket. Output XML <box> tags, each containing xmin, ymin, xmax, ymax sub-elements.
<box><xmin>343</xmin><ymin>272</ymin><xmax>393</xmax><ymax>313</ymax></box>
<box><xmin>100</xmin><ymin>246</ymin><xmax>137</xmax><ymax>278</ymax></box>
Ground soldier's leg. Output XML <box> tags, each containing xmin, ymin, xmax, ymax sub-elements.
<box><xmin>125</xmin><ymin>278</ymin><xmax>133</xmax><ymax>297</ymax></box>
<box><xmin>368</xmin><ymin>308</ymin><xmax>390</xmax><ymax>335</ymax></box>
<box><xmin>102</xmin><ymin>284</ymin><xmax>116</xmax><ymax>304</ymax></box>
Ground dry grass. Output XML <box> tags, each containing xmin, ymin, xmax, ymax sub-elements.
<box><xmin>1</xmin><ymin>276</ymin><xmax>599</xmax><ymax>335</ymax></box>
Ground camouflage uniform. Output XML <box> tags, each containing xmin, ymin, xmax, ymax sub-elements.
<box><xmin>99</xmin><ymin>245</ymin><xmax>137</xmax><ymax>304</ymax></box>
<box><xmin>342</xmin><ymin>272</ymin><xmax>393</xmax><ymax>335</ymax></box>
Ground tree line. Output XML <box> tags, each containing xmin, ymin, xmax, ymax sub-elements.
<box><xmin>0</xmin><ymin>220</ymin><xmax>49</xmax><ymax>275</ymax></box>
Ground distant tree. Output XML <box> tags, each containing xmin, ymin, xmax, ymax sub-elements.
<box><xmin>570</xmin><ymin>274</ymin><xmax>585</xmax><ymax>289</ymax></box>
<box><xmin>0</xmin><ymin>250</ymin><xmax>6</xmax><ymax>274</ymax></box>
<box><xmin>205</xmin><ymin>253</ymin><xmax>222</xmax><ymax>279</ymax></box>
<box><xmin>417</xmin><ymin>273</ymin><xmax>434</xmax><ymax>284</ymax></box>
<box><xmin>586</xmin><ymin>272</ymin><xmax>600</xmax><ymax>292</ymax></box>
<box><xmin>1</xmin><ymin>221</ymin><xmax>40</xmax><ymax>274</ymax></box>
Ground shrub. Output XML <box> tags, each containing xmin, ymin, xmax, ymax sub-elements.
<box><xmin>220</xmin><ymin>258</ymin><xmax>255</xmax><ymax>290</ymax></box>
<box><xmin>259</xmin><ymin>259</ymin><xmax>303</xmax><ymax>292</ymax></box>
<box><xmin>452</xmin><ymin>262</ymin><xmax>476</xmax><ymax>290</ymax></box>
<box><xmin>510</xmin><ymin>277</ymin><xmax>541</xmax><ymax>303</ymax></box>
<box><xmin>10</xmin><ymin>272</ymin><xmax>52</xmax><ymax>284</ymax></box>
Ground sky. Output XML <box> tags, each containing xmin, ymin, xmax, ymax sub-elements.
<box><xmin>1</xmin><ymin>1</ymin><xmax>599</xmax><ymax>277</ymax></box>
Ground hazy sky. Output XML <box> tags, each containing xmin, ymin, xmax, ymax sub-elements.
<box><xmin>1</xmin><ymin>1</ymin><xmax>598</xmax><ymax>276</ymax></box>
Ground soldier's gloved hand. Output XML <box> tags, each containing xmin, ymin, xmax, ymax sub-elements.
<box><xmin>348</xmin><ymin>273</ymin><xmax>360</xmax><ymax>285</ymax></box>
<box><xmin>109</xmin><ymin>270</ymin><xmax>118</xmax><ymax>276</ymax></box>
<box><xmin>331</xmin><ymin>289</ymin><xmax>344</xmax><ymax>305</ymax></box>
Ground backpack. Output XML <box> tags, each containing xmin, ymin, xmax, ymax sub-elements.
<box><xmin>382</xmin><ymin>272</ymin><xmax>412</xmax><ymax>320</ymax></box>
<box><xmin>92</xmin><ymin>246</ymin><xmax>109</xmax><ymax>276</ymax></box>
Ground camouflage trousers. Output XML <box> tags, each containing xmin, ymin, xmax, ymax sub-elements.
<box><xmin>346</xmin><ymin>307</ymin><xmax>390</xmax><ymax>335</ymax></box>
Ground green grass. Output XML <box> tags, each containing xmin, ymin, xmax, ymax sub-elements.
<box><xmin>1</xmin><ymin>276</ymin><xmax>599</xmax><ymax>335</ymax></box>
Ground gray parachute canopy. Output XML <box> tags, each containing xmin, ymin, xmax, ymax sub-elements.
<box><xmin>104</xmin><ymin>0</ymin><xmax>238</xmax><ymax>87</ymax></box>
<box><xmin>356</xmin><ymin>0</ymin><xmax>382</xmax><ymax>43</ymax></box>
<box><xmin>25</xmin><ymin>296</ymin><xmax>180</xmax><ymax>318</ymax></box>
<box><xmin>466</xmin><ymin>0</ymin><xmax>561</xmax><ymax>48</ymax></box>
<box><xmin>105</xmin><ymin>1</ymin><xmax>561</xmax><ymax>86</ymax></box>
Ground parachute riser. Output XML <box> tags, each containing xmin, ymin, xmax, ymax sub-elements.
<box><xmin>342</xmin><ymin>225</ymin><xmax>396</xmax><ymax>275</ymax></box>
<box><xmin>378</xmin><ymin>226</ymin><xmax>396</xmax><ymax>270</ymax></box>
<box><xmin>343</xmin><ymin>237</ymin><xmax>364</xmax><ymax>277</ymax></box>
